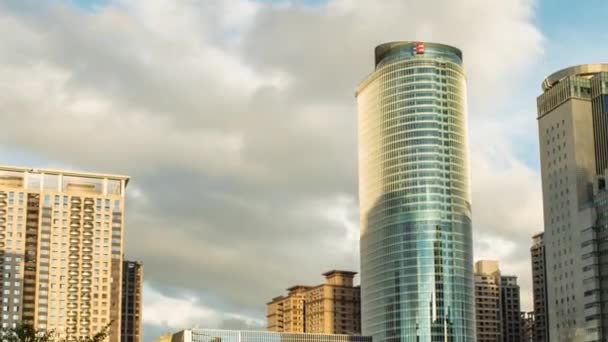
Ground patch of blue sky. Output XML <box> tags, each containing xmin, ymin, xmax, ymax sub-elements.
<box><xmin>0</xmin><ymin>146</ymin><xmax>54</xmax><ymax>169</ymax></box>
<box><xmin>501</xmin><ymin>0</ymin><xmax>608</xmax><ymax>170</ymax></box>
<box><xmin>537</xmin><ymin>0</ymin><xmax>608</xmax><ymax>73</ymax></box>
<box><xmin>70</xmin><ymin>0</ymin><xmax>108</xmax><ymax>11</ymax></box>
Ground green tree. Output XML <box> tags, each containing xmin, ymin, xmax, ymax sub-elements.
<box><xmin>0</xmin><ymin>324</ymin><xmax>55</xmax><ymax>342</ymax></box>
<box><xmin>0</xmin><ymin>322</ymin><xmax>111</xmax><ymax>342</ymax></box>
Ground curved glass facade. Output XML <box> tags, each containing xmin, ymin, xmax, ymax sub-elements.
<box><xmin>356</xmin><ymin>42</ymin><xmax>475</xmax><ymax>342</ymax></box>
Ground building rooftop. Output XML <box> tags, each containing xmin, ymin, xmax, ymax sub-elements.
<box><xmin>187</xmin><ymin>328</ymin><xmax>371</xmax><ymax>338</ymax></box>
<box><xmin>542</xmin><ymin>64</ymin><xmax>608</xmax><ymax>91</ymax></box>
<box><xmin>286</xmin><ymin>285</ymin><xmax>312</xmax><ymax>292</ymax></box>
<box><xmin>374</xmin><ymin>41</ymin><xmax>462</xmax><ymax>68</ymax></box>
<box><xmin>0</xmin><ymin>165</ymin><xmax>130</xmax><ymax>184</ymax></box>
<box><xmin>532</xmin><ymin>232</ymin><xmax>544</xmax><ymax>239</ymax></box>
<box><xmin>322</xmin><ymin>270</ymin><xmax>357</xmax><ymax>277</ymax></box>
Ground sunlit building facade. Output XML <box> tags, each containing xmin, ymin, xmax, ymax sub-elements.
<box><xmin>267</xmin><ymin>270</ymin><xmax>361</xmax><ymax>335</ymax></box>
<box><xmin>0</xmin><ymin>166</ymin><xmax>128</xmax><ymax>341</ymax></box>
<box><xmin>536</xmin><ymin>64</ymin><xmax>608</xmax><ymax>342</ymax></box>
<box><xmin>356</xmin><ymin>42</ymin><xmax>475</xmax><ymax>341</ymax></box>
<box><xmin>474</xmin><ymin>261</ymin><xmax>501</xmax><ymax>342</ymax></box>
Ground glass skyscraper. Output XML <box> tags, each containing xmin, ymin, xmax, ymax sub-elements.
<box><xmin>356</xmin><ymin>42</ymin><xmax>475</xmax><ymax>342</ymax></box>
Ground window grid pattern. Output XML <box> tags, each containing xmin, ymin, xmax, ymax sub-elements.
<box><xmin>357</xmin><ymin>42</ymin><xmax>475</xmax><ymax>342</ymax></box>
<box><xmin>183</xmin><ymin>329</ymin><xmax>371</xmax><ymax>342</ymax></box>
<box><xmin>536</xmin><ymin>65</ymin><xmax>608</xmax><ymax>342</ymax></box>
<box><xmin>591</xmin><ymin>73</ymin><xmax>608</xmax><ymax>174</ymax></box>
<box><xmin>0</xmin><ymin>167</ymin><xmax>128</xmax><ymax>342</ymax></box>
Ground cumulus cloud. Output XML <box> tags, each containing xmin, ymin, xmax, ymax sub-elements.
<box><xmin>0</xmin><ymin>0</ymin><xmax>545</xmax><ymax>339</ymax></box>
<box><xmin>143</xmin><ymin>284</ymin><xmax>264</xmax><ymax>329</ymax></box>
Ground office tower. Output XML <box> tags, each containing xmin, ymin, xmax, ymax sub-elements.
<box><xmin>474</xmin><ymin>261</ymin><xmax>502</xmax><ymax>342</ymax></box>
<box><xmin>590</xmin><ymin>73</ymin><xmax>608</xmax><ymax>174</ymax></box>
<box><xmin>500</xmin><ymin>276</ymin><xmax>522</xmax><ymax>342</ymax></box>
<box><xmin>165</xmin><ymin>329</ymin><xmax>372</xmax><ymax>342</ymax></box>
<box><xmin>530</xmin><ymin>233</ymin><xmax>548</xmax><ymax>342</ymax></box>
<box><xmin>580</xmin><ymin>169</ymin><xmax>608</xmax><ymax>341</ymax></box>
<box><xmin>121</xmin><ymin>260</ymin><xmax>143</xmax><ymax>342</ymax></box>
<box><xmin>0</xmin><ymin>166</ymin><xmax>128</xmax><ymax>341</ymax></box>
<box><xmin>356</xmin><ymin>41</ymin><xmax>474</xmax><ymax>341</ymax></box>
<box><xmin>266</xmin><ymin>270</ymin><xmax>361</xmax><ymax>335</ymax></box>
<box><xmin>520</xmin><ymin>312</ymin><xmax>535</xmax><ymax>342</ymax></box>
<box><xmin>536</xmin><ymin>64</ymin><xmax>608</xmax><ymax>341</ymax></box>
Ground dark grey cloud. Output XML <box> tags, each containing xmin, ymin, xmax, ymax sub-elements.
<box><xmin>0</xmin><ymin>0</ymin><xmax>545</xmax><ymax>339</ymax></box>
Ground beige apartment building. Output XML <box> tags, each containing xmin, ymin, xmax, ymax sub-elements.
<box><xmin>267</xmin><ymin>285</ymin><xmax>308</xmax><ymax>333</ymax></box>
<box><xmin>475</xmin><ymin>261</ymin><xmax>502</xmax><ymax>342</ymax></box>
<box><xmin>0</xmin><ymin>165</ymin><xmax>129</xmax><ymax>342</ymax></box>
<box><xmin>267</xmin><ymin>270</ymin><xmax>361</xmax><ymax>335</ymax></box>
<box><xmin>474</xmin><ymin>261</ymin><xmax>523</xmax><ymax>342</ymax></box>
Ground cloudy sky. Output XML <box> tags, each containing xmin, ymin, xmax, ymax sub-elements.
<box><xmin>1</xmin><ymin>0</ymin><xmax>607</xmax><ymax>340</ymax></box>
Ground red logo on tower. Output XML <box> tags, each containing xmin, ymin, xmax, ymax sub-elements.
<box><xmin>413</xmin><ymin>41</ymin><xmax>425</xmax><ymax>55</ymax></box>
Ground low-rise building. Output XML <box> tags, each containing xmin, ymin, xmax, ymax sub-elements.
<box><xmin>165</xmin><ymin>329</ymin><xmax>372</xmax><ymax>342</ymax></box>
<box><xmin>267</xmin><ymin>270</ymin><xmax>361</xmax><ymax>334</ymax></box>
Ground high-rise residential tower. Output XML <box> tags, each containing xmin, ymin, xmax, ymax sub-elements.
<box><xmin>356</xmin><ymin>42</ymin><xmax>475</xmax><ymax>341</ymax></box>
<box><xmin>266</xmin><ymin>270</ymin><xmax>361</xmax><ymax>335</ymax></box>
<box><xmin>521</xmin><ymin>312</ymin><xmax>535</xmax><ymax>342</ymax></box>
<box><xmin>474</xmin><ymin>261</ymin><xmax>502</xmax><ymax>342</ymax></box>
<box><xmin>472</xmin><ymin>261</ymin><xmax>522</xmax><ymax>342</ymax></box>
<box><xmin>536</xmin><ymin>64</ymin><xmax>608</xmax><ymax>341</ymax></box>
<box><xmin>121</xmin><ymin>260</ymin><xmax>143</xmax><ymax>342</ymax></box>
<box><xmin>530</xmin><ymin>233</ymin><xmax>548</xmax><ymax>342</ymax></box>
<box><xmin>0</xmin><ymin>166</ymin><xmax>128</xmax><ymax>341</ymax></box>
<box><xmin>500</xmin><ymin>276</ymin><xmax>522</xmax><ymax>342</ymax></box>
